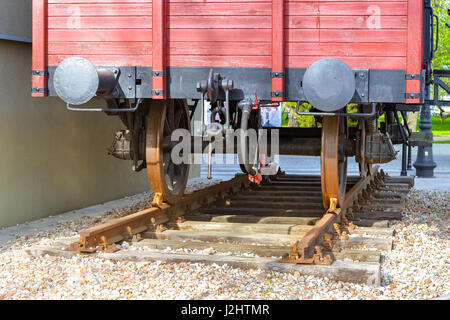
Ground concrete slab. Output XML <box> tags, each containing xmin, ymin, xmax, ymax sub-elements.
<box><xmin>0</xmin><ymin>177</ymin><xmax>221</xmax><ymax>247</ymax></box>
<box><xmin>0</xmin><ymin>192</ymin><xmax>150</xmax><ymax>247</ymax></box>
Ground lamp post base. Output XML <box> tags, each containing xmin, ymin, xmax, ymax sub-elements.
<box><xmin>413</xmin><ymin>145</ymin><xmax>437</xmax><ymax>178</ymax></box>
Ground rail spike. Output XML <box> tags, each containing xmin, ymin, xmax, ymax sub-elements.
<box><xmin>312</xmin><ymin>246</ymin><xmax>332</xmax><ymax>266</ymax></box>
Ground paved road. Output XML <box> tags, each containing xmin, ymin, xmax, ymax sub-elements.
<box><xmin>200</xmin><ymin>144</ymin><xmax>450</xmax><ymax>191</ymax></box>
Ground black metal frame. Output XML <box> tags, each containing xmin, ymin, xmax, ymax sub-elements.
<box><xmin>46</xmin><ymin>66</ymin><xmax>411</xmax><ymax>104</ymax></box>
<box><xmin>426</xmin><ymin>70</ymin><xmax>450</xmax><ymax>106</ymax></box>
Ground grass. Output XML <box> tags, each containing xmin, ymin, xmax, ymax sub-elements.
<box><xmin>434</xmin><ymin>140</ymin><xmax>450</xmax><ymax>144</ymax></box>
<box><xmin>431</xmin><ymin>116</ymin><xmax>450</xmax><ymax>137</ymax></box>
<box><xmin>281</xmin><ymin>105</ymin><xmax>450</xmax><ymax>143</ymax></box>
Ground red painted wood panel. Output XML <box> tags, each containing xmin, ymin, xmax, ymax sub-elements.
<box><xmin>171</xmin><ymin>15</ymin><xmax>408</xmax><ymax>30</ymax></box>
<box><xmin>285</xmin><ymin>2</ymin><xmax>407</xmax><ymax>16</ymax></box>
<box><xmin>406</xmin><ymin>0</ymin><xmax>423</xmax><ymax>103</ymax></box>
<box><xmin>32</xmin><ymin>0</ymin><xmax>48</xmax><ymax>97</ymax></box>
<box><xmin>152</xmin><ymin>0</ymin><xmax>166</xmax><ymax>99</ymax></box>
<box><xmin>49</xmin><ymin>54</ymin><xmax>152</xmax><ymax>66</ymax></box>
<box><xmin>168</xmin><ymin>41</ymin><xmax>406</xmax><ymax>58</ymax></box>
<box><xmin>169</xmin><ymin>42</ymin><xmax>270</xmax><ymax>56</ymax></box>
<box><xmin>48</xmin><ymin>4</ymin><xmax>152</xmax><ymax>16</ymax></box>
<box><xmin>272</xmin><ymin>0</ymin><xmax>285</xmax><ymax>101</ymax></box>
<box><xmin>168</xmin><ymin>55</ymin><xmax>271</xmax><ymax>68</ymax></box>
<box><xmin>168</xmin><ymin>16</ymin><xmax>271</xmax><ymax>29</ymax></box>
<box><xmin>168</xmin><ymin>3</ymin><xmax>271</xmax><ymax>15</ymax></box>
<box><xmin>168</xmin><ymin>29</ymin><xmax>270</xmax><ymax>42</ymax></box>
<box><xmin>48</xmin><ymin>16</ymin><xmax>152</xmax><ymax>29</ymax></box>
<box><xmin>286</xmin><ymin>29</ymin><xmax>407</xmax><ymax>43</ymax></box>
<box><xmin>49</xmin><ymin>0</ymin><xmax>150</xmax><ymax>3</ymax></box>
<box><xmin>48</xmin><ymin>29</ymin><xmax>152</xmax><ymax>42</ymax></box>
<box><xmin>41</xmin><ymin>0</ymin><xmax>412</xmax><ymax>74</ymax></box>
<box><xmin>48</xmin><ymin>42</ymin><xmax>152</xmax><ymax>55</ymax></box>
<box><xmin>47</xmin><ymin>28</ymin><xmax>406</xmax><ymax>45</ymax></box>
<box><xmin>288</xmin><ymin>15</ymin><xmax>407</xmax><ymax>29</ymax></box>
<box><xmin>286</xmin><ymin>42</ymin><xmax>406</xmax><ymax>57</ymax></box>
<box><xmin>286</xmin><ymin>55</ymin><xmax>406</xmax><ymax>69</ymax></box>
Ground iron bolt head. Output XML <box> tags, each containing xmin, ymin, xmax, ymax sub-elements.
<box><xmin>128</xmin><ymin>86</ymin><xmax>133</xmax><ymax>90</ymax></box>
<box><xmin>128</xmin><ymin>73</ymin><xmax>132</xmax><ymax>78</ymax></box>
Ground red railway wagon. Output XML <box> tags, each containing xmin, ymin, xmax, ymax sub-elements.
<box><xmin>31</xmin><ymin>0</ymin><xmax>437</xmax><ymax>209</ymax></box>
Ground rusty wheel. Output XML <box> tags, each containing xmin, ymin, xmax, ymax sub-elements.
<box><xmin>321</xmin><ymin>116</ymin><xmax>348</xmax><ymax>209</ymax></box>
<box><xmin>146</xmin><ymin>99</ymin><xmax>190</xmax><ymax>204</ymax></box>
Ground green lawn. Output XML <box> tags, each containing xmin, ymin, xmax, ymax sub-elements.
<box><xmin>281</xmin><ymin>106</ymin><xmax>450</xmax><ymax>143</ymax></box>
<box><xmin>431</xmin><ymin>116</ymin><xmax>450</xmax><ymax>137</ymax></box>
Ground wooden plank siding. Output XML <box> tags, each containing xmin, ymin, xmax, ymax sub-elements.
<box><xmin>284</xmin><ymin>0</ymin><xmax>408</xmax><ymax>69</ymax></box>
<box><xmin>47</xmin><ymin>0</ymin><xmax>152</xmax><ymax>66</ymax></box>
<box><xmin>32</xmin><ymin>0</ymin><xmax>48</xmax><ymax>97</ymax></box>
<box><xmin>42</xmin><ymin>0</ymin><xmax>422</xmax><ymax>102</ymax></box>
<box><xmin>405</xmin><ymin>0</ymin><xmax>423</xmax><ymax>103</ymax></box>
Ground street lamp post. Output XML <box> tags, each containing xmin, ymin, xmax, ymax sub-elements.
<box><xmin>413</xmin><ymin>87</ymin><xmax>437</xmax><ymax>177</ymax></box>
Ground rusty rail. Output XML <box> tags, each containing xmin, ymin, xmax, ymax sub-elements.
<box><xmin>70</xmin><ymin>167</ymin><xmax>389</xmax><ymax>267</ymax></box>
<box><xmin>70</xmin><ymin>175</ymin><xmax>249</xmax><ymax>253</ymax></box>
<box><xmin>281</xmin><ymin>165</ymin><xmax>381</xmax><ymax>265</ymax></box>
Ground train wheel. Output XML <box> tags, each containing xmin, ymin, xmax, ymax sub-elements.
<box><xmin>146</xmin><ymin>99</ymin><xmax>190</xmax><ymax>204</ymax></box>
<box><xmin>321</xmin><ymin>116</ymin><xmax>348</xmax><ymax>209</ymax></box>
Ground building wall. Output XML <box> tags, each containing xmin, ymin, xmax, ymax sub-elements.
<box><xmin>0</xmin><ymin>0</ymin><xmax>32</xmax><ymax>40</ymax></box>
<box><xmin>0</xmin><ymin>40</ymin><xmax>153</xmax><ymax>227</ymax></box>
<box><xmin>0</xmin><ymin>1</ymin><xmax>200</xmax><ymax>227</ymax></box>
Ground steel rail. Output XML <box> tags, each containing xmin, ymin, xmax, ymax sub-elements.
<box><xmin>70</xmin><ymin>167</ymin><xmax>384</xmax><ymax>267</ymax></box>
<box><xmin>282</xmin><ymin>165</ymin><xmax>381</xmax><ymax>265</ymax></box>
<box><xmin>70</xmin><ymin>175</ymin><xmax>249</xmax><ymax>253</ymax></box>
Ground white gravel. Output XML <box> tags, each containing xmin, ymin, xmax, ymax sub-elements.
<box><xmin>0</xmin><ymin>185</ymin><xmax>448</xmax><ymax>300</ymax></box>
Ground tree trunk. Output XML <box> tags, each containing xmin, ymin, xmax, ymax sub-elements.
<box><xmin>407</xmin><ymin>111</ymin><xmax>419</xmax><ymax>132</ymax></box>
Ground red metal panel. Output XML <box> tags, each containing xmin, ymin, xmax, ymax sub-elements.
<box><xmin>152</xmin><ymin>0</ymin><xmax>166</xmax><ymax>99</ymax></box>
<box><xmin>272</xmin><ymin>0</ymin><xmax>284</xmax><ymax>102</ymax></box>
<box><xmin>32</xmin><ymin>0</ymin><xmax>48</xmax><ymax>97</ymax></box>
<box><xmin>406</xmin><ymin>0</ymin><xmax>423</xmax><ymax>104</ymax></box>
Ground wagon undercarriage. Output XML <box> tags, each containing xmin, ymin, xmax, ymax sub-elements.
<box><xmin>31</xmin><ymin>0</ymin><xmax>440</xmax><ymax>211</ymax></box>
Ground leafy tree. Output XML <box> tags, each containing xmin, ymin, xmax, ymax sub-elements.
<box><xmin>432</xmin><ymin>0</ymin><xmax>450</xmax><ymax>121</ymax></box>
<box><xmin>431</xmin><ymin>0</ymin><xmax>449</xmax><ymax>72</ymax></box>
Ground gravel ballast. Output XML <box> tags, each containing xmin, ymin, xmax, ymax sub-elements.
<box><xmin>0</xmin><ymin>184</ymin><xmax>448</xmax><ymax>300</ymax></box>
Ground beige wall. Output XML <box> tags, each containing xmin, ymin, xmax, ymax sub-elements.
<box><xmin>0</xmin><ymin>0</ymin><xmax>31</xmax><ymax>40</ymax></box>
<box><xmin>0</xmin><ymin>40</ymin><xmax>152</xmax><ymax>227</ymax></box>
<box><xmin>0</xmin><ymin>0</ymin><xmax>200</xmax><ymax>227</ymax></box>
